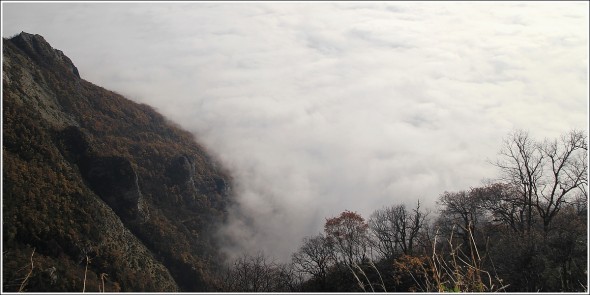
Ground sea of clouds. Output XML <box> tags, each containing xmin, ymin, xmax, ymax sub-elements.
<box><xmin>3</xmin><ymin>1</ymin><xmax>588</xmax><ymax>261</ymax></box>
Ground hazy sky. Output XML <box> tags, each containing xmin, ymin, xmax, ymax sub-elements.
<box><xmin>3</xmin><ymin>1</ymin><xmax>588</xmax><ymax>261</ymax></box>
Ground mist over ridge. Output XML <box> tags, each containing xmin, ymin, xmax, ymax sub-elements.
<box><xmin>3</xmin><ymin>2</ymin><xmax>588</xmax><ymax>261</ymax></box>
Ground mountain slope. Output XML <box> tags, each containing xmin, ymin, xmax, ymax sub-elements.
<box><xmin>2</xmin><ymin>32</ymin><xmax>232</xmax><ymax>292</ymax></box>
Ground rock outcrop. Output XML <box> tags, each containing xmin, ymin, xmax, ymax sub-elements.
<box><xmin>9</xmin><ymin>32</ymin><xmax>80</xmax><ymax>78</ymax></box>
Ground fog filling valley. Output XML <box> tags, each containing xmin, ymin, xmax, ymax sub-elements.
<box><xmin>3</xmin><ymin>2</ymin><xmax>588</xmax><ymax>262</ymax></box>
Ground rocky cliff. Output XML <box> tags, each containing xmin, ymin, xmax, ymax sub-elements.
<box><xmin>2</xmin><ymin>32</ymin><xmax>232</xmax><ymax>292</ymax></box>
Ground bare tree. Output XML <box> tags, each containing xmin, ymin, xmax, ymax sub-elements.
<box><xmin>495</xmin><ymin>130</ymin><xmax>543</xmax><ymax>233</ymax></box>
<box><xmin>292</xmin><ymin>234</ymin><xmax>334</xmax><ymax>287</ymax></box>
<box><xmin>473</xmin><ymin>182</ymin><xmax>526</xmax><ymax>233</ymax></box>
<box><xmin>536</xmin><ymin>130</ymin><xmax>588</xmax><ymax>232</ymax></box>
<box><xmin>495</xmin><ymin>130</ymin><xmax>588</xmax><ymax>233</ymax></box>
<box><xmin>220</xmin><ymin>252</ymin><xmax>295</xmax><ymax>292</ymax></box>
<box><xmin>369</xmin><ymin>202</ymin><xmax>427</xmax><ymax>259</ymax></box>
<box><xmin>369</xmin><ymin>207</ymin><xmax>398</xmax><ymax>260</ymax></box>
<box><xmin>437</xmin><ymin>190</ymin><xmax>485</xmax><ymax>256</ymax></box>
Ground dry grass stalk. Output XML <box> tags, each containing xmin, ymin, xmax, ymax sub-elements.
<box><xmin>83</xmin><ymin>255</ymin><xmax>90</xmax><ymax>292</ymax></box>
<box><xmin>427</xmin><ymin>225</ymin><xmax>508</xmax><ymax>292</ymax></box>
<box><xmin>369</xmin><ymin>260</ymin><xmax>387</xmax><ymax>292</ymax></box>
<box><xmin>395</xmin><ymin>226</ymin><xmax>509</xmax><ymax>292</ymax></box>
<box><xmin>18</xmin><ymin>248</ymin><xmax>35</xmax><ymax>292</ymax></box>
<box><xmin>99</xmin><ymin>273</ymin><xmax>108</xmax><ymax>292</ymax></box>
<box><xmin>347</xmin><ymin>264</ymin><xmax>366</xmax><ymax>292</ymax></box>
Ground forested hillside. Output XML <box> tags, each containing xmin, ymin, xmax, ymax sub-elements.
<box><xmin>2</xmin><ymin>32</ymin><xmax>232</xmax><ymax>292</ymax></box>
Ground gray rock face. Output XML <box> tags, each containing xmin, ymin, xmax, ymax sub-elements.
<box><xmin>10</xmin><ymin>32</ymin><xmax>80</xmax><ymax>78</ymax></box>
<box><xmin>165</xmin><ymin>154</ymin><xmax>231</xmax><ymax>210</ymax></box>
<box><xmin>55</xmin><ymin>125</ymin><xmax>90</xmax><ymax>162</ymax></box>
<box><xmin>56</xmin><ymin>126</ymin><xmax>150</xmax><ymax>222</ymax></box>
<box><xmin>2</xmin><ymin>38</ymin><xmax>78</xmax><ymax>127</ymax></box>
<box><xmin>167</xmin><ymin>155</ymin><xmax>195</xmax><ymax>185</ymax></box>
<box><xmin>81</xmin><ymin>156</ymin><xmax>147</xmax><ymax>220</ymax></box>
<box><xmin>166</xmin><ymin>155</ymin><xmax>200</xmax><ymax>205</ymax></box>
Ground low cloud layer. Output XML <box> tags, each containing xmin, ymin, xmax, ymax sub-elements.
<box><xmin>3</xmin><ymin>2</ymin><xmax>588</xmax><ymax>261</ymax></box>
